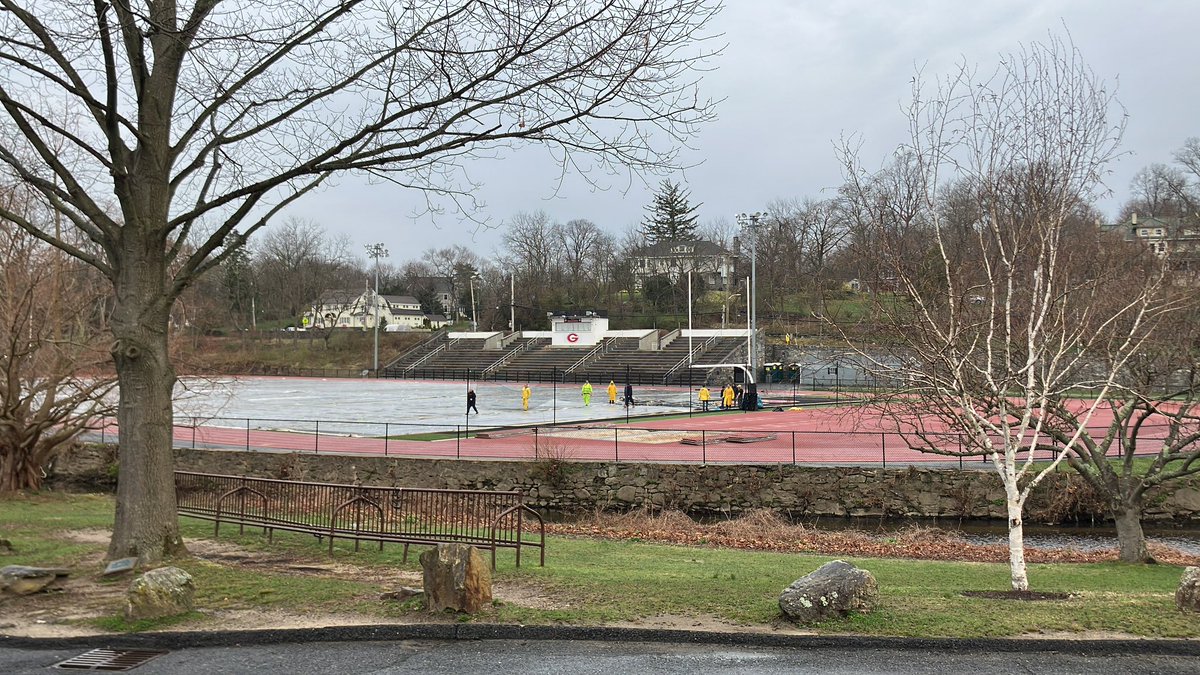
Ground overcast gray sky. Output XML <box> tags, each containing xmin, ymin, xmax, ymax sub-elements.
<box><xmin>278</xmin><ymin>0</ymin><xmax>1197</xmax><ymax>265</ymax></box>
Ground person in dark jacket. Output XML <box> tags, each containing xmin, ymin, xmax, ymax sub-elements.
<box><xmin>467</xmin><ymin>389</ymin><xmax>479</xmax><ymax>414</ymax></box>
<box><xmin>623</xmin><ymin>383</ymin><xmax>634</xmax><ymax>407</ymax></box>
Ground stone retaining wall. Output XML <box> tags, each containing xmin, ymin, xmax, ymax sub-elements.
<box><xmin>53</xmin><ymin>445</ymin><xmax>1200</xmax><ymax>523</ymax></box>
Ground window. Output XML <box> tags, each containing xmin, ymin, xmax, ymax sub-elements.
<box><xmin>1154</xmin><ymin>228</ymin><xmax>1164</xmax><ymax>236</ymax></box>
<box><xmin>1139</xmin><ymin>228</ymin><xmax>1149</xmax><ymax>236</ymax></box>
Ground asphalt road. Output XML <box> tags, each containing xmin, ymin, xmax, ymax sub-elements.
<box><xmin>4</xmin><ymin>630</ymin><xmax>1199</xmax><ymax>675</ymax></box>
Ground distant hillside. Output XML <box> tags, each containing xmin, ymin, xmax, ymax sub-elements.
<box><xmin>172</xmin><ymin>331</ymin><xmax>428</xmax><ymax>375</ymax></box>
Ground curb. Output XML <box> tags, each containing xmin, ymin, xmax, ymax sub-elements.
<box><xmin>3</xmin><ymin>624</ymin><xmax>1199</xmax><ymax>656</ymax></box>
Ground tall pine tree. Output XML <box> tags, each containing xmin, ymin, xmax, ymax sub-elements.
<box><xmin>641</xmin><ymin>179</ymin><xmax>701</xmax><ymax>243</ymax></box>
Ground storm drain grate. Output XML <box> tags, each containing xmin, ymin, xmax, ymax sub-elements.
<box><xmin>53</xmin><ymin>648</ymin><xmax>169</xmax><ymax>671</ymax></box>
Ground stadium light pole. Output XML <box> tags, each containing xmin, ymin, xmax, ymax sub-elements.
<box><xmin>365</xmin><ymin>243</ymin><xmax>388</xmax><ymax>373</ymax></box>
<box><xmin>469</xmin><ymin>273</ymin><xmax>480</xmax><ymax>331</ymax></box>
<box><xmin>735</xmin><ymin>212</ymin><xmax>766</xmax><ymax>382</ymax></box>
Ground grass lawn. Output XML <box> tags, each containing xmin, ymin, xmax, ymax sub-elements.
<box><xmin>1</xmin><ymin>492</ymin><xmax>1196</xmax><ymax>637</ymax></box>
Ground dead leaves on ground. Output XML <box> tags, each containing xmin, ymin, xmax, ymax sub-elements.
<box><xmin>545</xmin><ymin>509</ymin><xmax>1200</xmax><ymax>566</ymax></box>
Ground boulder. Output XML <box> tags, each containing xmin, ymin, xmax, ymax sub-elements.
<box><xmin>0</xmin><ymin>565</ymin><xmax>69</xmax><ymax>595</ymax></box>
<box><xmin>125</xmin><ymin>567</ymin><xmax>195</xmax><ymax>621</ymax></box>
<box><xmin>0</xmin><ymin>538</ymin><xmax>14</xmax><ymax>555</ymax></box>
<box><xmin>779</xmin><ymin>560</ymin><xmax>878</xmax><ymax>624</ymax></box>
<box><xmin>380</xmin><ymin>586</ymin><xmax>423</xmax><ymax>602</ymax></box>
<box><xmin>1177</xmin><ymin>566</ymin><xmax>1200</xmax><ymax>613</ymax></box>
<box><xmin>419</xmin><ymin>543</ymin><xmax>492</xmax><ymax>613</ymax></box>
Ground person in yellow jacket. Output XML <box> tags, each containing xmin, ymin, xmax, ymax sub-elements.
<box><xmin>581</xmin><ymin>380</ymin><xmax>593</xmax><ymax>406</ymax></box>
<box><xmin>721</xmin><ymin>384</ymin><xmax>735</xmax><ymax>409</ymax></box>
<box><xmin>698</xmin><ymin>385</ymin><xmax>711</xmax><ymax>412</ymax></box>
<box><xmin>521</xmin><ymin>384</ymin><xmax>531</xmax><ymax>411</ymax></box>
<box><xmin>607</xmin><ymin>380</ymin><xmax>617</xmax><ymax>405</ymax></box>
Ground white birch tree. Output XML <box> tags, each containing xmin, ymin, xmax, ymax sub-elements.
<box><xmin>837</xmin><ymin>36</ymin><xmax>1179</xmax><ymax>590</ymax></box>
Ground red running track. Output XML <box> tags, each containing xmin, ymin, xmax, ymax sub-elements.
<box><xmin>91</xmin><ymin>403</ymin><xmax>1162</xmax><ymax>466</ymax></box>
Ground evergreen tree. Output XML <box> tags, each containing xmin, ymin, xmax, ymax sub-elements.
<box><xmin>220</xmin><ymin>248</ymin><xmax>256</xmax><ymax>326</ymax></box>
<box><xmin>641</xmin><ymin>179</ymin><xmax>701</xmax><ymax>243</ymax></box>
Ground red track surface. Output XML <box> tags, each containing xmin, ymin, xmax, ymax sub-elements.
<box><xmin>93</xmin><ymin>401</ymin><xmax>1160</xmax><ymax>466</ymax></box>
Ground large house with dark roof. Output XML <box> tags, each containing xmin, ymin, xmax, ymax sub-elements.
<box><xmin>1104</xmin><ymin>214</ymin><xmax>1200</xmax><ymax>274</ymax></box>
<box><xmin>630</xmin><ymin>239</ymin><xmax>736</xmax><ymax>291</ymax></box>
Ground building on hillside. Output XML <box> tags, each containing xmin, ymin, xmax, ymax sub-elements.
<box><xmin>405</xmin><ymin>276</ymin><xmax>461</xmax><ymax>318</ymax></box>
<box><xmin>304</xmin><ymin>290</ymin><xmax>440</xmax><ymax>330</ymax></box>
<box><xmin>1103</xmin><ymin>213</ymin><xmax>1200</xmax><ymax>275</ymax></box>
<box><xmin>629</xmin><ymin>239</ymin><xmax>736</xmax><ymax>291</ymax></box>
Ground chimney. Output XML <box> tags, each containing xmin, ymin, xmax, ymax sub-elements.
<box><xmin>1132</xmin><ymin>213</ymin><xmax>1138</xmax><ymax>225</ymax></box>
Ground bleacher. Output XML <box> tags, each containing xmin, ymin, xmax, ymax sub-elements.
<box><xmin>492</xmin><ymin>342</ymin><xmax>596</xmax><ymax>383</ymax></box>
<box><xmin>379</xmin><ymin>330</ymin><xmax>448</xmax><ymax>375</ymax></box>
<box><xmin>380</xmin><ymin>331</ymin><xmax>751</xmax><ymax>385</ymax></box>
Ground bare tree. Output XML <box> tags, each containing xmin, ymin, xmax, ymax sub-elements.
<box><xmin>758</xmin><ymin>197</ymin><xmax>847</xmax><ymax>319</ymax></box>
<box><xmin>0</xmin><ymin>0</ymin><xmax>720</xmax><ymax>561</ymax></box>
<box><xmin>0</xmin><ymin>206</ymin><xmax>114</xmax><ymax>492</ymax></box>
<box><xmin>256</xmin><ymin>218</ymin><xmax>356</xmax><ymax>321</ymax></box>
<box><xmin>1039</xmin><ymin>278</ymin><xmax>1200</xmax><ymax>563</ymax></box>
<box><xmin>1118</xmin><ymin>164</ymin><xmax>1194</xmax><ymax>221</ymax></box>
<box><xmin>421</xmin><ymin>244</ymin><xmax>481</xmax><ymax>320</ymax></box>
<box><xmin>502</xmin><ymin>211</ymin><xmax>560</xmax><ymax>285</ymax></box>
<box><xmin>835</xmin><ymin>36</ymin><xmax>1175</xmax><ymax>590</ymax></box>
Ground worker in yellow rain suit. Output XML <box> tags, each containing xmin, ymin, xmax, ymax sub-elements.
<box><xmin>607</xmin><ymin>381</ymin><xmax>618</xmax><ymax>404</ymax></box>
<box><xmin>722</xmin><ymin>384</ymin><xmax>735</xmax><ymax>409</ymax></box>
<box><xmin>521</xmin><ymin>384</ymin><xmax>531</xmax><ymax>411</ymax></box>
<box><xmin>581</xmin><ymin>380</ymin><xmax>593</xmax><ymax>406</ymax></box>
<box><xmin>698</xmin><ymin>386</ymin><xmax>711</xmax><ymax>412</ymax></box>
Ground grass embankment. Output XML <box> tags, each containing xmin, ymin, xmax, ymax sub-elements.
<box><xmin>173</xmin><ymin>332</ymin><xmax>426</xmax><ymax>373</ymax></box>
<box><xmin>2</xmin><ymin>493</ymin><xmax>1196</xmax><ymax>638</ymax></box>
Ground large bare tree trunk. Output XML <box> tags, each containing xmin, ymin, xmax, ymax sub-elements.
<box><xmin>105</xmin><ymin>241</ymin><xmax>186</xmax><ymax>563</ymax></box>
<box><xmin>1114</xmin><ymin>506</ymin><xmax>1153</xmax><ymax>564</ymax></box>
<box><xmin>0</xmin><ymin>451</ymin><xmax>42</xmax><ymax>493</ymax></box>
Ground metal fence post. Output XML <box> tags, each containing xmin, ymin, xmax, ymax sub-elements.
<box><xmin>534</xmin><ymin>427</ymin><xmax>539</xmax><ymax>457</ymax></box>
<box><xmin>384</xmin><ymin>423</ymin><xmax>389</xmax><ymax>456</ymax></box>
<box><xmin>614</xmin><ymin>428</ymin><xmax>619</xmax><ymax>462</ymax></box>
<box><xmin>192</xmin><ymin>416</ymin><xmax>197</xmax><ymax>449</ymax></box>
<box><xmin>314</xmin><ymin>420</ymin><xmax>319</xmax><ymax>454</ymax></box>
<box><xmin>456</xmin><ymin>425</ymin><xmax>460</xmax><ymax>459</ymax></box>
<box><xmin>701</xmin><ymin>429</ymin><xmax>706</xmax><ymax>465</ymax></box>
<box><xmin>880</xmin><ymin>432</ymin><xmax>886</xmax><ymax>468</ymax></box>
<box><xmin>791</xmin><ymin>431</ymin><xmax>796</xmax><ymax>466</ymax></box>
<box><xmin>246</xmin><ymin>418</ymin><xmax>251</xmax><ymax>452</ymax></box>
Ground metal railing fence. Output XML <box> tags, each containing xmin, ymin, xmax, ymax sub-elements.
<box><xmin>86</xmin><ymin>415</ymin><xmax>1170</xmax><ymax>469</ymax></box>
<box><xmin>175</xmin><ymin>471</ymin><xmax>545</xmax><ymax>567</ymax></box>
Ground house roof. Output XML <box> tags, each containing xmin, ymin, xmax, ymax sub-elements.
<box><xmin>426</xmin><ymin>314</ymin><xmax>449</xmax><ymax>322</ymax></box>
<box><xmin>1106</xmin><ymin>214</ymin><xmax>1200</xmax><ymax>238</ymax></box>
<box><xmin>381</xmin><ymin>294</ymin><xmax>420</xmax><ymax>305</ymax></box>
<box><xmin>392</xmin><ymin>308</ymin><xmax>424</xmax><ymax>316</ymax></box>
<box><xmin>315</xmin><ymin>289</ymin><xmax>363</xmax><ymax>304</ymax></box>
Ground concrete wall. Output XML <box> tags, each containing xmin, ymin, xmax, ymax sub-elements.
<box><xmin>53</xmin><ymin>445</ymin><xmax>1200</xmax><ymax>524</ymax></box>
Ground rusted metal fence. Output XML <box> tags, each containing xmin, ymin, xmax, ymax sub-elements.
<box><xmin>174</xmin><ymin>471</ymin><xmax>545</xmax><ymax>567</ymax></box>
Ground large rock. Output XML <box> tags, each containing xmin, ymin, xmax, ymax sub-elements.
<box><xmin>419</xmin><ymin>543</ymin><xmax>492</xmax><ymax>613</ymax></box>
<box><xmin>1177</xmin><ymin>566</ymin><xmax>1200</xmax><ymax>613</ymax></box>
<box><xmin>125</xmin><ymin>567</ymin><xmax>195</xmax><ymax>621</ymax></box>
<box><xmin>0</xmin><ymin>565</ymin><xmax>69</xmax><ymax>595</ymax></box>
<box><xmin>779</xmin><ymin>560</ymin><xmax>878</xmax><ymax>624</ymax></box>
